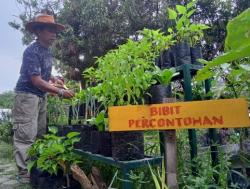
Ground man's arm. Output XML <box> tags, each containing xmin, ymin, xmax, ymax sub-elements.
<box><xmin>31</xmin><ymin>75</ymin><xmax>74</xmax><ymax>98</ymax></box>
<box><xmin>50</xmin><ymin>75</ymin><xmax>67</xmax><ymax>89</ymax></box>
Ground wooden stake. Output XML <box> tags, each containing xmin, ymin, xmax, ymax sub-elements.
<box><xmin>163</xmin><ymin>98</ymin><xmax>178</xmax><ymax>189</ymax></box>
<box><xmin>164</xmin><ymin>130</ymin><xmax>178</xmax><ymax>189</ymax></box>
<box><xmin>71</xmin><ymin>164</ymin><xmax>107</xmax><ymax>189</ymax></box>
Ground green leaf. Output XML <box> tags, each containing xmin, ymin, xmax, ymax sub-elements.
<box><xmin>48</xmin><ymin>126</ymin><xmax>58</xmax><ymax>134</ymax></box>
<box><xmin>27</xmin><ymin>161</ymin><xmax>36</xmax><ymax>172</ymax></box>
<box><xmin>168</xmin><ymin>8</ymin><xmax>177</xmax><ymax>19</ymax></box>
<box><xmin>195</xmin><ymin>69</ymin><xmax>214</xmax><ymax>81</ymax></box>
<box><xmin>95</xmin><ymin>111</ymin><xmax>105</xmax><ymax>124</ymax></box>
<box><xmin>187</xmin><ymin>9</ymin><xmax>196</xmax><ymax>18</ymax></box>
<box><xmin>70</xmin><ymin>137</ymin><xmax>81</xmax><ymax>144</ymax></box>
<box><xmin>230</xmin><ymin>69</ymin><xmax>244</xmax><ymax>78</ymax></box>
<box><xmin>187</xmin><ymin>0</ymin><xmax>196</xmax><ymax>9</ymax></box>
<box><xmin>51</xmin><ymin>143</ymin><xmax>65</xmax><ymax>153</ymax></box>
<box><xmin>225</xmin><ymin>8</ymin><xmax>250</xmax><ymax>51</ymax></box>
<box><xmin>167</xmin><ymin>28</ymin><xmax>173</xmax><ymax>33</ymax></box>
<box><xmin>189</xmin><ymin>24</ymin><xmax>199</xmax><ymax>31</ymax></box>
<box><xmin>66</xmin><ymin>132</ymin><xmax>80</xmax><ymax>139</ymax></box>
<box><xmin>52</xmin><ymin>164</ymin><xmax>57</xmax><ymax>173</ymax></box>
<box><xmin>148</xmin><ymin>162</ymin><xmax>161</xmax><ymax>189</ymax></box>
<box><xmin>208</xmin><ymin>46</ymin><xmax>250</xmax><ymax>68</ymax></box>
<box><xmin>240</xmin><ymin>64</ymin><xmax>250</xmax><ymax>71</ymax></box>
<box><xmin>197</xmin><ymin>24</ymin><xmax>210</xmax><ymax>30</ymax></box>
<box><xmin>197</xmin><ymin>59</ymin><xmax>209</xmax><ymax>65</ymax></box>
<box><xmin>195</xmin><ymin>45</ymin><xmax>250</xmax><ymax>81</ymax></box>
<box><xmin>159</xmin><ymin>69</ymin><xmax>175</xmax><ymax>85</ymax></box>
<box><xmin>160</xmin><ymin>161</ymin><xmax>166</xmax><ymax>189</ymax></box>
<box><xmin>176</xmin><ymin>5</ymin><xmax>186</xmax><ymax>14</ymax></box>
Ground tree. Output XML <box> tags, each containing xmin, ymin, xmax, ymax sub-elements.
<box><xmin>0</xmin><ymin>91</ymin><xmax>15</xmax><ymax>109</ymax></box>
<box><xmin>195</xmin><ymin>0</ymin><xmax>250</xmax><ymax>60</ymax></box>
<box><xmin>9</xmin><ymin>0</ymin><xmax>250</xmax><ymax>84</ymax></box>
<box><xmin>9</xmin><ymin>0</ymin><xmax>170</xmax><ymax>83</ymax></box>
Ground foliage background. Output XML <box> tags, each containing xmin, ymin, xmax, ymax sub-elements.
<box><xmin>4</xmin><ymin>1</ymin><xmax>250</xmax><ymax>188</ymax></box>
<box><xmin>0</xmin><ymin>91</ymin><xmax>14</xmax><ymax>109</ymax></box>
<box><xmin>9</xmin><ymin>0</ymin><xmax>250</xmax><ymax>85</ymax></box>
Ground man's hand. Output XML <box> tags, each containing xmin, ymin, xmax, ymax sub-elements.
<box><xmin>59</xmin><ymin>89</ymin><xmax>75</xmax><ymax>99</ymax></box>
<box><xmin>50</xmin><ymin>76</ymin><xmax>68</xmax><ymax>89</ymax></box>
<box><xmin>55</xmin><ymin>78</ymin><xmax>64</xmax><ymax>85</ymax></box>
<box><xmin>31</xmin><ymin>75</ymin><xmax>75</xmax><ymax>99</ymax></box>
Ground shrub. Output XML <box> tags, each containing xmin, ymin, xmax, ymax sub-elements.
<box><xmin>0</xmin><ymin>121</ymin><xmax>13</xmax><ymax>143</ymax></box>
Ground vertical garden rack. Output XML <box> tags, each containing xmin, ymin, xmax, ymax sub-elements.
<box><xmin>172</xmin><ymin>63</ymin><xmax>219</xmax><ymax>178</ymax></box>
<box><xmin>75</xmin><ymin>150</ymin><xmax>162</xmax><ymax>189</ymax></box>
<box><xmin>175</xmin><ymin>63</ymin><xmax>202</xmax><ymax>174</ymax></box>
<box><xmin>74</xmin><ymin>64</ymin><xmax>220</xmax><ymax>188</ymax></box>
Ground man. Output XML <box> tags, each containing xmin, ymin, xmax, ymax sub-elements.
<box><xmin>12</xmin><ymin>14</ymin><xmax>74</xmax><ymax>183</ymax></box>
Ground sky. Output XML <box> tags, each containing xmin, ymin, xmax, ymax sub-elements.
<box><xmin>0</xmin><ymin>0</ymin><xmax>58</xmax><ymax>94</ymax></box>
<box><xmin>0</xmin><ymin>0</ymin><xmax>25</xmax><ymax>93</ymax></box>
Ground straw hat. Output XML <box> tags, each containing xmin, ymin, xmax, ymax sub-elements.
<box><xmin>25</xmin><ymin>14</ymin><xmax>65</xmax><ymax>33</ymax></box>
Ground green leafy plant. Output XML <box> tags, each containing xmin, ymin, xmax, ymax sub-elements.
<box><xmin>83</xmin><ymin>28</ymin><xmax>175</xmax><ymax>112</ymax></box>
<box><xmin>177</xmin><ymin>132</ymin><xmax>232</xmax><ymax>189</ymax></box>
<box><xmin>47</xmin><ymin>96</ymin><xmax>68</xmax><ymax>126</ymax></box>
<box><xmin>28</xmin><ymin>127</ymin><xmax>82</xmax><ymax>187</ymax></box>
<box><xmin>148</xmin><ymin>160</ymin><xmax>169</xmax><ymax>189</ymax></box>
<box><xmin>167</xmin><ymin>0</ymin><xmax>209</xmax><ymax>46</ymax></box>
<box><xmin>69</xmin><ymin>98</ymin><xmax>82</xmax><ymax>124</ymax></box>
<box><xmin>0</xmin><ymin>121</ymin><xmax>12</xmax><ymax>143</ymax></box>
<box><xmin>196</xmin><ymin>8</ymin><xmax>250</xmax><ymax>83</ymax></box>
<box><xmin>0</xmin><ymin>91</ymin><xmax>14</xmax><ymax>109</ymax></box>
<box><xmin>65</xmin><ymin>86</ymin><xmax>99</xmax><ymax>125</ymax></box>
<box><xmin>144</xmin><ymin>131</ymin><xmax>161</xmax><ymax>156</ymax></box>
<box><xmin>88</xmin><ymin>111</ymin><xmax>107</xmax><ymax>131</ymax></box>
<box><xmin>128</xmin><ymin>170</ymin><xmax>149</xmax><ymax>189</ymax></box>
<box><xmin>0</xmin><ymin>110</ymin><xmax>13</xmax><ymax>144</ymax></box>
<box><xmin>152</xmin><ymin>67</ymin><xmax>178</xmax><ymax>86</ymax></box>
<box><xmin>193</xmin><ymin>9</ymin><xmax>250</xmax><ymax>169</ymax></box>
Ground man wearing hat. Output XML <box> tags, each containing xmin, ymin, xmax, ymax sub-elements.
<box><xmin>12</xmin><ymin>14</ymin><xmax>74</xmax><ymax>183</ymax></box>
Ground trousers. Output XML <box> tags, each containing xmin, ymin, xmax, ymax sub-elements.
<box><xmin>12</xmin><ymin>92</ymin><xmax>47</xmax><ymax>174</ymax></box>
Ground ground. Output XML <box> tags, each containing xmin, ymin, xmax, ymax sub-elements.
<box><xmin>0</xmin><ymin>142</ymin><xmax>32</xmax><ymax>189</ymax></box>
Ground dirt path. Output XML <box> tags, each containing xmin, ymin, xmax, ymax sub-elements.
<box><xmin>0</xmin><ymin>143</ymin><xmax>31</xmax><ymax>189</ymax></box>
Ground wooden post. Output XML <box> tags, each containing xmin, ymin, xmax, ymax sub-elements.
<box><xmin>163</xmin><ymin>98</ymin><xmax>178</xmax><ymax>189</ymax></box>
<box><xmin>150</xmin><ymin>85</ymin><xmax>178</xmax><ymax>189</ymax></box>
<box><xmin>164</xmin><ymin>130</ymin><xmax>178</xmax><ymax>189</ymax></box>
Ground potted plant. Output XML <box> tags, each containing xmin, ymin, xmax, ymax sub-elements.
<box><xmin>88</xmin><ymin>111</ymin><xmax>112</xmax><ymax>156</ymax></box>
<box><xmin>167</xmin><ymin>0</ymin><xmax>209</xmax><ymax>66</ymax></box>
<box><xmin>149</xmin><ymin>67</ymin><xmax>178</xmax><ymax>103</ymax></box>
<box><xmin>59</xmin><ymin>89</ymin><xmax>98</xmax><ymax>152</ymax></box>
<box><xmin>47</xmin><ymin>95</ymin><xmax>69</xmax><ymax>135</ymax></box>
<box><xmin>83</xmin><ymin>28</ymin><xmax>174</xmax><ymax>160</ymax></box>
<box><xmin>74</xmin><ymin>87</ymin><xmax>112</xmax><ymax>155</ymax></box>
<box><xmin>28</xmin><ymin>127</ymin><xmax>82</xmax><ymax>189</ymax></box>
<box><xmin>47</xmin><ymin>86</ymin><xmax>86</xmax><ymax>148</ymax></box>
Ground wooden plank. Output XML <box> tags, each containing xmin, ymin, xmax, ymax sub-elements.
<box><xmin>108</xmin><ymin>98</ymin><xmax>250</xmax><ymax>131</ymax></box>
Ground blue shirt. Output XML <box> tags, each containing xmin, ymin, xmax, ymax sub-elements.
<box><xmin>15</xmin><ymin>41</ymin><xmax>53</xmax><ymax>97</ymax></box>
